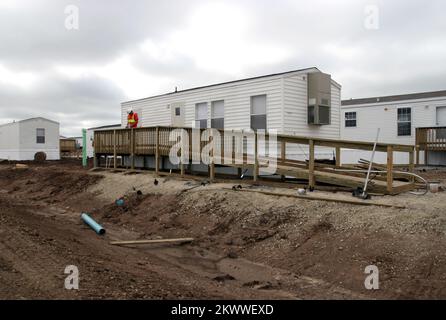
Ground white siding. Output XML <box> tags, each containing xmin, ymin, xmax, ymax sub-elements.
<box><xmin>282</xmin><ymin>74</ymin><xmax>341</xmax><ymax>161</ymax></box>
<box><xmin>120</xmin><ymin>70</ymin><xmax>342</xmax><ymax>162</ymax></box>
<box><xmin>341</xmin><ymin>96</ymin><xmax>446</xmax><ymax>164</ymax></box>
<box><xmin>0</xmin><ymin>123</ymin><xmax>20</xmax><ymax>160</ymax></box>
<box><xmin>0</xmin><ymin>118</ymin><xmax>60</xmax><ymax>161</ymax></box>
<box><xmin>283</xmin><ymin>74</ymin><xmax>341</xmax><ymax>139</ymax></box>
<box><xmin>122</xmin><ymin>75</ymin><xmax>287</xmax><ymax>131</ymax></box>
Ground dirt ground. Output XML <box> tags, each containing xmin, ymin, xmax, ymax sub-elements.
<box><xmin>0</xmin><ymin>159</ymin><xmax>445</xmax><ymax>299</ymax></box>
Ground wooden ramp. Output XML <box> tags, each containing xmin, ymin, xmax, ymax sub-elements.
<box><xmin>276</xmin><ymin>164</ymin><xmax>415</xmax><ymax>195</ymax></box>
<box><xmin>93</xmin><ymin>126</ymin><xmax>418</xmax><ymax>195</ymax></box>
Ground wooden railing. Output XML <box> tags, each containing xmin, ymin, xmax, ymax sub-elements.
<box><xmin>60</xmin><ymin>139</ymin><xmax>77</xmax><ymax>153</ymax></box>
<box><xmin>416</xmin><ymin>126</ymin><xmax>446</xmax><ymax>151</ymax></box>
<box><xmin>94</xmin><ymin>126</ymin><xmax>415</xmax><ymax>193</ymax></box>
<box><xmin>415</xmin><ymin>126</ymin><xmax>446</xmax><ymax>165</ymax></box>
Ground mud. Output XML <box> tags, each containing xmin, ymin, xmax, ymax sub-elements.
<box><xmin>0</xmin><ymin>160</ymin><xmax>445</xmax><ymax>299</ymax></box>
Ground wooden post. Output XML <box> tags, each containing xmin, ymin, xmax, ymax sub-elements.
<box><xmin>415</xmin><ymin>145</ymin><xmax>420</xmax><ymax>166</ymax></box>
<box><xmin>409</xmin><ymin>148</ymin><xmax>415</xmax><ymax>182</ymax></box>
<box><xmin>179</xmin><ymin>129</ymin><xmax>185</xmax><ymax>177</ymax></box>
<box><xmin>155</xmin><ymin>127</ymin><xmax>160</xmax><ymax>175</ymax></box>
<box><xmin>280</xmin><ymin>140</ymin><xmax>286</xmax><ymax>162</ymax></box>
<box><xmin>94</xmin><ymin>154</ymin><xmax>98</xmax><ymax>168</ymax></box>
<box><xmin>253</xmin><ymin>132</ymin><xmax>259</xmax><ymax>182</ymax></box>
<box><xmin>131</xmin><ymin>128</ymin><xmax>135</xmax><ymax>170</ymax></box>
<box><xmin>209</xmin><ymin>162</ymin><xmax>215</xmax><ymax>181</ymax></box>
<box><xmin>113</xmin><ymin>130</ymin><xmax>117</xmax><ymax>169</ymax></box>
<box><xmin>387</xmin><ymin>145</ymin><xmax>394</xmax><ymax>194</ymax></box>
<box><xmin>424</xmin><ymin>145</ymin><xmax>428</xmax><ymax>166</ymax></box>
<box><xmin>280</xmin><ymin>140</ymin><xmax>286</xmax><ymax>180</ymax></box>
<box><xmin>308</xmin><ymin>139</ymin><xmax>315</xmax><ymax>189</ymax></box>
<box><xmin>335</xmin><ymin>146</ymin><xmax>341</xmax><ymax>167</ymax></box>
<box><xmin>180</xmin><ymin>163</ymin><xmax>185</xmax><ymax>177</ymax></box>
<box><xmin>189</xmin><ymin>129</ymin><xmax>194</xmax><ymax>175</ymax></box>
<box><xmin>209</xmin><ymin>134</ymin><xmax>215</xmax><ymax>182</ymax></box>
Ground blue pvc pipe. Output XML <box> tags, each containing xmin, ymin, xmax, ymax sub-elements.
<box><xmin>81</xmin><ymin>213</ymin><xmax>106</xmax><ymax>235</ymax></box>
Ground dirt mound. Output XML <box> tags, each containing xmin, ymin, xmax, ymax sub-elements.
<box><xmin>92</xmin><ymin>192</ymin><xmax>181</xmax><ymax>231</ymax></box>
<box><xmin>2</xmin><ymin>164</ymin><xmax>446</xmax><ymax>299</ymax></box>
<box><xmin>0</xmin><ymin>166</ymin><xmax>102</xmax><ymax>204</ymax></box>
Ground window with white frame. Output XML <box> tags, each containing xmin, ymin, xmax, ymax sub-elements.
<box><xmin>250</xmin><ymin>95</ymin><xmax>267</xmax><ymax>130</ymax></box>
<box><xmin>345</xmin><ymin>112</ymin><xmax>357</xmax><ymax>127</ymax></box>
<box><xmin>211</xmin><ymin>100</ymin><xmax>224</xmax><ymax>129</ymax></box>
<box><xmin>195</xmin><ymin>102</ymin><xmax>208</xmax><ymax>128</ymax></box>
<box><xmin>397</xmin><ymin>107</ymin><xmax>411</xmax><ymax>136</ymax></box>
<box><xmin>36</xmin><ymin>128</ymin><xmax>45</xmax><ymax>144</ymax></box>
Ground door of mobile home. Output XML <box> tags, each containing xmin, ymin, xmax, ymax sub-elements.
<box><xmin>436</xmin><ymin>106</ymin><xmax>446</xmax><ymax>126</ymax></box>
<box><xmin>171</xmin><ymin>102</ymin><xmax>185</xmax><ymax>127</ymax></box>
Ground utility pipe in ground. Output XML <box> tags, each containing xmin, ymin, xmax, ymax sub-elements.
<box><xmin>81</xmin><ymin>213</ymin><xmax>106</xmax><ymax>235</ymax></box>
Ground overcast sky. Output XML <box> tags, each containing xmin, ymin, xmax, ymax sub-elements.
<box><xmin>1</xmin><ymin>0</ymin><xmax>445</xmax><ymax>136</ymax></box>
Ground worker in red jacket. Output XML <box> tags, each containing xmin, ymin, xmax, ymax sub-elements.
<box><xmin>127</xmin><ymin>108</ymin><xmax>139</xmax><ymax>128</ymax></box>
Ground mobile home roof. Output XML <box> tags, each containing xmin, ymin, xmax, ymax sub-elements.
<box><xmin>342</xmin><ymin>90</ymin><xmax>446</xmax><ymax>106</ymax></box>
<box><xmin>122</xmin><ymin>67</ymin><xmax>341</xmax><ymax>105</ymax></box>
<box><xmin>0</xmin><ymin>117</ymin><xmax>59</xmax><ymax>128</ymax></box>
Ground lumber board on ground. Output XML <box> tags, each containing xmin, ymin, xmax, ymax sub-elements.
<box><xmin>229</xmin><ymin>189</ymin><xmax>406</xmax><ymax>209</ymax></box>
<box><xmin>275</xmin><ymin>163</ymin><xmax>413</xmax><ymax>195</ymax></box>
<box><xmin>110</xmin><ymin>238</ymin><xmax>194</xmax><ymax>246</ymax></box>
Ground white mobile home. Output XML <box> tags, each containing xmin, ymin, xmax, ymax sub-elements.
<box><xmin>341</xmin><ymin>90</ymin><xmax>446</xmax><ymax>165</ymax></box>
<box><xmin>0</xmin><ymin>117</ymin><xmax>60</xmax><ymax>161</ymax></box>
<box><xmin>86</xmin><ymin>124</ymin><xmax>122</xmax><ymax>158</ymax></box>
<box><xmin>121</xmin><ymin>67</ymin><xmax>342</xmax><ymax>160</ymax></box>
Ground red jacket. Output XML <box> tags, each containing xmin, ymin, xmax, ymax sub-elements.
<box><xmin>127</xmin><ymin>112</ymin><xmax>139</xmax><ymax>128</ymax></box>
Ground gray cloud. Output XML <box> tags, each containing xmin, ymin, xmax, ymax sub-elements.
<box><xmin>0</xmin><ymin>0</ymin><xmax>445</xmax><ymax>136</ymax></box>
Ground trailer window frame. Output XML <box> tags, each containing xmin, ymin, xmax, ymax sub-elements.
<box><xmin>36</xmin><ymin>128</ymin><xmax>45</xmax><ymax>144</ymax></box>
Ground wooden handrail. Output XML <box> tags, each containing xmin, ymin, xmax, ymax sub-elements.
<box><xmin>416</xmin><ymin>127</ymin><xmax>446</xmax><ymax>151</ymax></box>
<box><xmin>94</xmin><ymin>125</ymin><xmax>415</xmax><ymax>153</ymax></box>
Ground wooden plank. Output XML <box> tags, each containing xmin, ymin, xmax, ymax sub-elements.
<box><xmin>415</xmin><ymin>145</ymin><xmax>420</xmax><ymax>166</ymax></box>
<box><xmin>210</xmin><ymin>133</ymin><xmax>216</xmax><ymax>182</ymax></box>
<box><xmin>230</xmin><ymin>189</ymin><xmax>406</xmax><ymax>209</ymax></box>
<box><xmin>130</xmin><ymin>129</ymin><xmax>135</xmax><ymax>170</ymax></box>
<box><xmin>276</xmin><ymin>164</ymin><xmax>413</xmax><ymax>195</ymax></box>
<box><xmin>253</xmin><ymin>133</ymin><xmax>259</xmax><ymax>182</ymax></box>
<box><xmin>155</xmin><ymin>127</ymin><xmax>160</xmax><ymax>175</ymax></box>
<box><xmin>392</xmin><ymin>182</ymin><xmax>417</xmax><ymax>195</ymax></box>
<box><xmin>387</xmin><ymin>145</ymin><xmax>393</xmax><ymax>194</ymax></box>
<box><xmin>409</xmin><ymin>148</ymin><xmax>415</xmax><ymax>182</ymax></box>
<box><xmin>335</xmin><ymin>146</ymin><xmax>341</xmax><ymax>167</ymax></box>
<box><xmin>308</xmin><ymin>139</ymin><xmax>315</xmax><ymax>189</ymax></box>
<box><xmin>280</xmin><ymin>140</ymin><xmax>286</xmax><ymax>162</ymax></box>
<box><xmin>180</xmin><ymin>162</ymin><xmax>185</xmax><ymax>177</ymax></box>
<box><xmin>113</xmin><ymin>130</ymin><xmax>117</xmax><ymax>169</ymax></box>
<box><xmin>110</xmin><ymin>238</ymin><xmax>194</xmax><ymax>246</ymax></box>
<box><xmin>280</xmin><ymin>140</ymin><xmax>286</xmax><ymax>180</ymax></box>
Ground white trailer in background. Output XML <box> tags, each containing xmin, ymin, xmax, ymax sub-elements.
<box><xmin>341</xmin><ymin>90</ymin><xmax>446</xmax><ymax>165</ymax></box>
<box><xmin>86</xmin><ymin>124</ymin><xmax>122</xmax><ymax>158</ymax></box>
<box><xmin>0</xmin><ymin>117</ymin><xmax>60</xmax><ymax>161</ymax></box>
